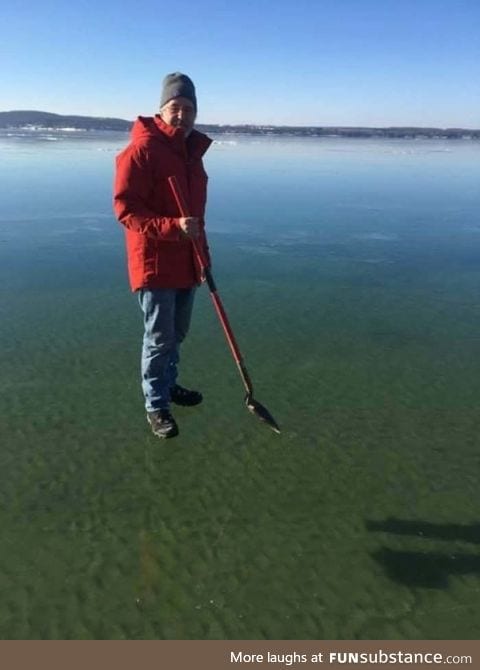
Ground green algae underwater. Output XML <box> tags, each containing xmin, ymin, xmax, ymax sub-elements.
<box><xmin>1</xmin><ymin>132</ymin><xmax>480</xmax><ymax>639</ymax></box>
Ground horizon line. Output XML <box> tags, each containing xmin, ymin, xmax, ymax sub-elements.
<box><xmin>1</xmin><ymin>110</ymin><xmax>479</xmax><ymax>132</ymax></box>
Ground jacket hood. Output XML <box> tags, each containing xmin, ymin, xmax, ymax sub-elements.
<box><xmin>130</xmin><ymin>115</ymin><xmax>212</xmax><ymax>157</ymax></box>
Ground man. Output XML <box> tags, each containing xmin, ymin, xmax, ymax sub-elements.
<box><xmin>113</xmin><ymin>73</ymin><xmax>212</xmax><ymax>439</ymax></box>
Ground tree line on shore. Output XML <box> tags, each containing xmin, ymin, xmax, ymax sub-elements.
<box><xmin>1</xmin><ymin>110</ymin><xmax>478</xmax><ymax>139</ymax></box>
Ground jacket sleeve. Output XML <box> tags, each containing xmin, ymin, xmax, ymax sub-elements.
<box><xmin>113</xmin><ymin>146</ymin><xmax>181</xmax><ymax>241</ymax></box>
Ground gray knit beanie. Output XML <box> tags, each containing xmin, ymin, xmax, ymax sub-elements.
<box><xmin>160</xmin><ymin>73</ymin><xmax>197</xmax><ymax>112</ymax></box>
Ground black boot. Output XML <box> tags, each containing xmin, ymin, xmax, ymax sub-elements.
<box><xmin>170</xmin><ymin>384</ymin><xmax>203</xmax><ymax>407</ymax></box>
<box><xmin>147</xmin><ymin>409</ymin><xmax>179</xmax><ymax>439</ymax></box>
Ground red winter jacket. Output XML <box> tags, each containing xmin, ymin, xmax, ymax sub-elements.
<box><xmin>113</xmin><ymin>115</ymin><xmax>212</xmax><ymax>290</ymax></box>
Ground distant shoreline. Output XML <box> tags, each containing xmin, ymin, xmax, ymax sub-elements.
<box><xmin>1</xmin><ymin>110</ymin><xmax>479</xmax><ymax>140</ymax></box>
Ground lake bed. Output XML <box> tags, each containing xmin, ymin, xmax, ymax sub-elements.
<box><xmin>1</xmin><ymin>130</ymin><xmax>479</xmax><ymax>638</ymax></box>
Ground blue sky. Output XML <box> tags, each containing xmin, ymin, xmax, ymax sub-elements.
<box><xmin>1</xmin><ymin>0</ymin><xmax>479</xmax><ymax>127</ymax></box>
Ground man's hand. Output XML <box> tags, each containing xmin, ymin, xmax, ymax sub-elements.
<box><xmin>178</xmin><ymin>216</ymin><xmax>200</xmax><ymax>239</ymax></box>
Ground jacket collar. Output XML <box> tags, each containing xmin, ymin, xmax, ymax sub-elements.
<box><xmin>153</xmin><ymin>114</ymin><xmax>212</xmax><ymax>158</ymax></box>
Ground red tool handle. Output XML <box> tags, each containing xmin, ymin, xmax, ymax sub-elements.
<box><xmin>168</xmin><ymin>176</ymin><xmax>252</xmax><ymax>394</ymax></box>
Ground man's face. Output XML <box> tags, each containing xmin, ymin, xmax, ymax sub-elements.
<box><xmin>160</xmin><ymin>96</ymin><xmax>196</xmax><ymax>136</ymax></box>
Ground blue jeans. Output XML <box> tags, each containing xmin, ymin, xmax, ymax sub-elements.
<box><xmin>137</xmin><ymin>288</ymin><xmax>196</xmax><ymax>412</ymax></box>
